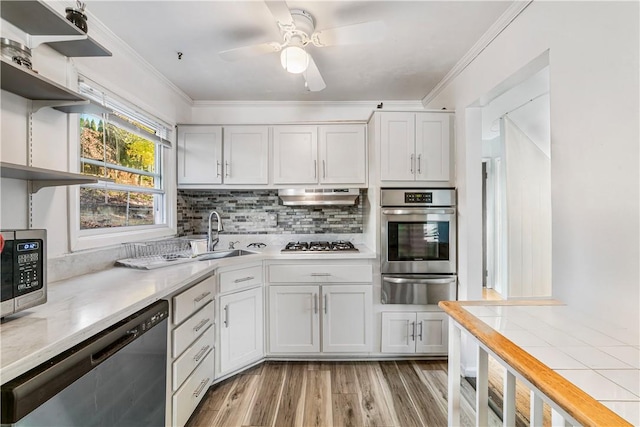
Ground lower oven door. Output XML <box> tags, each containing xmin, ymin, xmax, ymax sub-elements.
<box><xmin>381</xmin><ymin>275</ymin><xmax>457</xmax><ymax>305</ymax></box>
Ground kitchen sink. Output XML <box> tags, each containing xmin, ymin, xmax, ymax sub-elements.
<box><xmin>196</xmin><ymin>249</ymin><xmax>257</xmax><ymax>261</ymax></box>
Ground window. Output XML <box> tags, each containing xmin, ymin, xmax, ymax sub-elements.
<box><xmin>77</xmin><ymin>80</ymin><xmax>172</xmax><ymax>232</ymax></box>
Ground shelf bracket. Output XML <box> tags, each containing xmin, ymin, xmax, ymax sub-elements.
<box><xmin>31</xmin><ymin>99</ymin><xmax>89</xmax><ymax>113</ymax></box>
<box><xmin>27</xmin><ymin>34</ymin><xmax>88</xmax><ymax>49</ymax></box>
<box><xmin>29</xmin><ymin>179</ymin><xmax>96</xmax><ymax>194</ymax></box>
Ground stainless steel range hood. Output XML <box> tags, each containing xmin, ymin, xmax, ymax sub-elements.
<box><xmin>278</xmin><ymin>188</ymin><xmax>360</xmax><ymax>206</ymax></box>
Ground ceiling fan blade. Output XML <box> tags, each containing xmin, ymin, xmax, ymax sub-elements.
<box><xmin>303</xmin><ymin>55</ymin><xmax>326</xmax><ymax>92</ymax></box>
<box><xmin>313</xmin><ymin>20</ymin><xmax>386</xmax><ymax>47</ymax></box>
<box><xmin>219</xmin><ymin>42</ymin><xmax>281</xmax><ymax>62</ymax></box>
<box><xmin>264</xmin><ymin>0</ymin><xmax>293</xmax><ymax>26</ymax></box>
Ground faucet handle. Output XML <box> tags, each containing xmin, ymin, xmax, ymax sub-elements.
<box><xmin>228</xmin><ymin>241</ymin><xmax>241</xmax><ymax>250</ymax></box>
<box><xmin>247</xmin><ymin>242</ymin><xmax>266</xmax><ymax>248</ymax></box>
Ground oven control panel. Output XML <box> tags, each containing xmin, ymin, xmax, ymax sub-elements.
<box><xmin>404</xmin><ymin>192</ymin><xmax>432</xmax><ymax>203</ymax></box>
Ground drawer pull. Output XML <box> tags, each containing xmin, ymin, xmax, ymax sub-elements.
<box><xmin>311</xmin><ymin>273</ymin><xmax>331</xmax><ymax>277</ymax></box>
<box><xmin>234</xmin><ymin>276</ymin><xmax>254</xmax><ymax>283</ymax></box>
<box><xmin>193</xmin><ymin>318</ymin><xmax>210</xmax><ymax>332</ymax></box>
<box><xmin>324</xmin><ymin>294</ymin><xmax>328</xmax><ymax>314</ymax></box>
<box><xmin>313</xmin><ymin>293</ymin><xmax>318</xmax><ymax>314</ymax></box>
<box><xmin>223</xmin><ymin>305</ymin><xmax>229</xmax><ymax>327</ymax></box>
<box><xmin>418</xmin><ymin>321</ymin><xmax>423</xmax><ymax>341</ymax></box>
<box><xmin>194</xmin><ymin>291</ymin><xmax>211</xmax><ymax>303</ymax></box>
<box><xmin>193</xmin><ymin>377</ymin><xmax>211</xmax><ymax>398</ymax></box>
<box><xmin>194</xmin><ymin>345</ymin><xmax>210</xmax><ymax>362</ymax></box>
<box><xmin>410</xmin><ymin>321</ymin><xmax>416</xmax><ymax>341</ymax></box>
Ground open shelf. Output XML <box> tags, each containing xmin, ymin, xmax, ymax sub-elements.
<box><xmin>1</xmin><ymin>58</ymin><xmax>83</xmax><ymax>101</ymax></box>
<box><xmin>1</xmin><ymin>162</ymin><xmax>98</xmax><ymax>193</ymax></box>
<box><xmin>0</xmin><ymin>0</ymin><xmax>111</xmax><ymax>57</ymax></box>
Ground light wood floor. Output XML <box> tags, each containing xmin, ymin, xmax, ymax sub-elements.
<box><xmin>186</xmin><ymin>360</ymin><xmax>507</xmax><ymax>427</ymax></box>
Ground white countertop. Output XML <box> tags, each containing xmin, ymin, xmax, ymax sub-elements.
<box><xmin>0</xmin><ymin>245</ymin><xmax>375</xmax><ymax>384</ymax></box>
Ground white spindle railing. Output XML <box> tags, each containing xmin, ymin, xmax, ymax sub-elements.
<box><xmin>441</xmin><ymin>301</ymin><xmax>632</xmax><ymax>427</ymax></box>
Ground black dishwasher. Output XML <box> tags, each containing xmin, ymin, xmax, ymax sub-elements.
<box><xmin>1</xmin><ymin>300</ymin><xmax>169</xmax><ymax>427</ymax></box>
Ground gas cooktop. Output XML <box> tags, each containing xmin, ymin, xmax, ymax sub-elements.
<box><xmin>282</xmin><ymin>241</ymin><xmax>358</xmax><ymax>253</ymax></box>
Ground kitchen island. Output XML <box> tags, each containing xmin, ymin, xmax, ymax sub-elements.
<box><xmin>440</xmin><ymin>300</ymin><xmax>639</xmax><ymax>426</ymax></box>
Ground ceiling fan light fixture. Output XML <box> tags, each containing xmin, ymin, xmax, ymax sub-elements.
<box><xmin>280</xmin><ymin>46</ymin><xmax>309</xmax><ymax>74</ymax></box>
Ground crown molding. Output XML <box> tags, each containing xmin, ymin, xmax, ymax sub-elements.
<box><xmin>192</xmin><ymin>100</ymin><xmax>425</xmax><ymax>109</ymax></box>
<box><xmin>421</xmin><ymin>0</ymin><xmax>533</xmax><ymax>108</ymax></box>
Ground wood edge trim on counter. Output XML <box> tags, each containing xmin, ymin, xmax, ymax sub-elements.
<box><xmin>439</xmin><ymin>300</ymin><xmax>633</xmax><ymax>427</ymax></box>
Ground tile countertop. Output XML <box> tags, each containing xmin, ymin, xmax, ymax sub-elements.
<box><xmin>452</xmin><ymin>302</ymin><xmax>640</xmax><ymax>425</ymax></box>
<box><xmin>0</xmin><ymin>245</ymin><xmax>375</xmax><ymax>384</ymax></box>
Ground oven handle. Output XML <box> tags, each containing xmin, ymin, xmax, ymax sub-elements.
<box><xmin>381</xmin><ymin>208</ymin><xmax>455</xmax><ymax>215</ymax></box>
<box><xmin>382</xmin><ymin>276</ymin><xmax>457</xmax><ymax>285</ymax></box>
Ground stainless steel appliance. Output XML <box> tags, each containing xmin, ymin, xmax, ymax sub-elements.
<box><xmin>1</xmin><ymin>300</ymin><xmax>169</xmax><ymax>426</ymax></box>
<box><xmin>381</xmin><ymin>189</ymin><xmax>456</xmax><ymax>274</ymax></box>
<box><xmin>1</xmin><ymin>229</ymin><xmax>46</xmax><ymax>318</ymax></box>
<box><xmin>278</xmin><ymin>188</ymin><xmax>360</xmax><ymax>206</ymax></box>
<box><xmin>282</xmin><ymin>240</ymin><xmax>358</xmax><ymax>253</ymax></box>
<box><xmin>380</xmin><ymin>189</ymin><xmax>457</xmax><ymax>305</ymax></box>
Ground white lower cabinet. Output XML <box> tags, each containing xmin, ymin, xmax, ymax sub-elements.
<box><xmin>381</xmin><ymin>311</ymin><xmax>448</xmax><ymax>354</ymax></box>
<box><xmin>173</xmin><ymin>349</ymin><xmax>214</xmax><ymax>427</ymax></box>
<box><xmin>219</xmin><ymin>286</ymin><xmax>264</xmax><ymax>375</ymax></box>
<box><xmin>269</xmin><ymin>284</ymin><xmax>372</xmax><ymax>354</ymax></box>
<box><xmin>169</xmin><ymin>273</ymin><xmax>216</xmax><ymax>427</ymax></box>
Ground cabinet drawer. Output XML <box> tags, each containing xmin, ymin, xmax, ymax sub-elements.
<box><xmin>172</xmin><ymin>324</ymin><xmax>214</xmax><ymax>391</ymax></box>
<box><xmin>172</xmin><ymin>349</ymin><xmax>214</xmax><ymax>427</ymax></box>
<box><xmin>268</xmin><ymin>264</ymin><xmax>372</xmax><ymax>283</ymax></box>
<box><xmin>219</xmin><ymin>264</ymin><xmax>262</xmax><ymax>294</ymax></box>
<box><xmin>173</xmin><ymin>274</ymin><xmax>215</xmax><ymax>325</ymax></box>
<box><xmin>173</xmin><ymin>301</ymin><xmax>215</xmax><ymax>358</ymax></box>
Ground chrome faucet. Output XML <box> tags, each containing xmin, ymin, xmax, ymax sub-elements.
<box><xmin>207</xmin><ymin>211</ymin><xmax>223</xmax><ymax>251</ymax></box>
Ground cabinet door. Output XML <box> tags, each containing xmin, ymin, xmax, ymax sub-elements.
<box><xmin>381</xmin><ymin>312</ymin><xmax>416</xmax><ymax>353</ymax></box>
<box><xmin>318</xmin><ymin>125</ymin><xmax>366</xmax><ymax>185</ymax></box>
<box><xmin>223</xmin><ymin>126</ymin><xmax>269</xmax><ymax>184</ymax></box>
<box><xmin>415</xmin><ymin>113</ymin><xmax>450</xmax><ymax>181</ymax></box>
<box><xmin>379</xmin><ymin>112</ymin><xmax>415</xmax><ymax>181</ymax></box>
<box><xmin>272</xmin><ymin>125</ymin><xmax>318</xmax><ymax>184</ymax></box>
<box><xmin>219</xmin><ymin>287</ymin><xmax>263</xmax><ymax>374</ymax></box>
<box><xmin>268</xmin><ymin>285</ymin><xmax>320</xmax><ymax>353</ymax></box>
<box><xmin>177</xmin><ymin>125</ymin><xmax>222</xmax><ymax>185</ymax></box>
<box><xmin>322</xmin><ymin>285</ymin><xmax>372</xmax><ymax>353</ymax></box>
<box><xmin>415</xmin><ymin>312</ymin><xmax>448</xmax><ymax>354</ymax></box>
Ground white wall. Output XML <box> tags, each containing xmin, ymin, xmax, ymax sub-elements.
<box><xmin>425</xmin><ymin>2</ymin><xmax>639</xmax><ymax>333</ymax></box>
<box><xmin>0</xmin><ymin>6</ymin><xmax>193</xmax><ymax>258</ymax></box>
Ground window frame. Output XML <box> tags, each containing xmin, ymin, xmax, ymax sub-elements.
<box><xmin>69</xmin><ymin>78</ymin><xmax>176</xmax><ymax>252</ymax></box>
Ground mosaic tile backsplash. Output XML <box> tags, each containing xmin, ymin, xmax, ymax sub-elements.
<box><xmin>177</xmin><ymin>189</ymin><xmax>365</xmax><ymax>236</ymax></box>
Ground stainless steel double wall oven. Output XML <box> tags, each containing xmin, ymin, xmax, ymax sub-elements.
<box><xmin>380</xmin><ymin>189</ymin><xmax>457</xmax><ymax>304</ymax></box>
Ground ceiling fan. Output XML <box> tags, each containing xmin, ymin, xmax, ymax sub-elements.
<box><xmin>218</xmin><ymin>0</ymin><xmax>385</xmax><ymax>92</ymax></box>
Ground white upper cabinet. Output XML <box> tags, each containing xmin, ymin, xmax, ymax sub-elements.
<box><xmin>273</xmin><ymin>124</ymin><xmax>367</xmax><ymax>186</ymax></box>
<box><xmin>318</xmin><ymin>125</ymin><xmax>366</xmax><ymax>185</ymax></box>
<box><xmin>177</xmin><ymin>125</ymin><xmax>222</xmax><ymax>185</ymax></box>
<box><xmin>223</xmin><ymin>126</ymin><xmax>269</xmax><ymax>185</ymax></box>
<box><xmin>377</xmin><ymin>112</ymin><xmax>451</xmax><ymax>183</ymax></box>
<box><xmin>177</xmin><ymin>125</ymin><xmax>268</xmax><ymax>187</ymax></box>
<box><xmin>415</xmin><ymin>114</ymin><xmax>450</xmax><ymax>181</ymax></box>
<box><xmin>272</xmin><ymin>125</ymin><xmax>318</xmax><ymax>184</ymax></box>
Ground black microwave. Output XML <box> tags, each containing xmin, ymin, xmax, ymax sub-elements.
<box><xmin>1</xmin><ymin>229</ymin><xmax>47</xmax><ymax>318</ymax></box>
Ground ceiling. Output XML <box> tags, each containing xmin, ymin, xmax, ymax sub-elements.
<box><xmin>87</xmin><ymin>1</ymin><xmax>512</xmax><ymax>102</ymax></box>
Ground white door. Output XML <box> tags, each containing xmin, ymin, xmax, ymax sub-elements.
<box><xmin>268</xmin><ymin>285</ymin><xmax>320</xmax><ymax>353</ymax></box>
<box><xmin>415</xmin><ymin>312</ymin><xmax>448</xmax><ymax>354</ymax></box>
<box><xmin>272</xmin><ymin>125</ymin><xmax>318</xmax><ymax>184</ymax></box>
<box><xmin>322</xmin><ymin>285</ymin><xmax>372</xmax><ymax>353</ymax></box>
<box><xmin>379</xmin><ymin>112</ymin><xmax>415</xmax><ymax>181</ymax></box>
<box><xmin>219</xmin><ymin>287</ymin><xmax>263</xmax><ymax>374</ymax></box>
<box><xmin>223</xmin><ymin>126</ymin><xmax>269</xmax><ymax>184</ymax></box>
<box><xmin>415</xmin><ymin>113</ymin><xmax>450</xmax><ymax>181</ymax></box>
<box><xmin>381</xmin><ymin>312</ymin><xmax>416</xmax><ymax>354</ymax></box>
<box><xmin>318</xmin><ymin>125</ymin><xmax>366</xmax><ymax>185</ymax></box>
<box><xmin>177</xmin><ymin>125</ymin><xmax>222</xmax><ymax>185</ymax></box>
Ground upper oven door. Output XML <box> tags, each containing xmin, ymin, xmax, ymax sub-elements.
<box><xmin>381</xmin><ymin>208</ymin><xmax>456</xmax><ymax>274</ymax></box>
